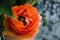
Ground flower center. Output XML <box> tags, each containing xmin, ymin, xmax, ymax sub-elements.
<box><xmin>17</xmin><ymin>16</ymin><xmax>27</xmax><ymax>25</ymax></box>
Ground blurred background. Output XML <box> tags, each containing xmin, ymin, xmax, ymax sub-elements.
<box><xmin>35</xmin><ymin>0</ymin><xmax>60</xmax><ymax>40</ymax></box>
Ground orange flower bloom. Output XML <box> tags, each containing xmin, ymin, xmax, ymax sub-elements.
<box><xmin>3</xmin><ymin>3</ymin><xmax>42</xmax><ymax>40</ymax></box>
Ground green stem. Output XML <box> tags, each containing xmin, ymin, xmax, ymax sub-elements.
<box><xmin>30</xmin><ymin>0</ymin><xmax>38</xmax><ymax>6</ymax></box>
<box><xmin>26</xmin><ymin>0</ymin><xmax>38</xmax><ymax>6</ymax></box>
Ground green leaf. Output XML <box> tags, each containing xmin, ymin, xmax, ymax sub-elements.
<box><xmin>42</xmin><ymin>18</ymin><xmax>47</xmax><ymax>26</ymax></box>
<box><xmin>0</xmin><ymin>5</ymin><xmax>13</xmax><ymax>17</ymax></box>
<box><xmin>40</xmin><ymin>14</ymin><xmax>47</xmax><ymax>26</ymax></box>
<box><xmin>40</xmin><ymin>14</ymin><xmax>46</xmax><ymax>18</ymax></box>
<box><xmin>0</xmin><ymin>0</ymin><xmax>14</xmax><ymax>18</ymax></box>
<box><xmin>43</xmin><ymin>20</ymin><xmax>47</xmax><ymax>26</ymax></box>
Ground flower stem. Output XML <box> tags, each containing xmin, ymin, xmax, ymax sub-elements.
<box><xmin>30</xmin><ymin>0</ymin><xmax>38</xmax><ymax>6</ymax></box>
<box><xmin>26</xmin><ymin>0</ymin><xmax>38</xmax><ymax>6</ymax></box>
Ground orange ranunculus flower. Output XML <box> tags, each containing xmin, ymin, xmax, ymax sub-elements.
<box><xmin>3</xmin><ymin>3</ymin><xmax>42</xmax><ymax>40</ymax></box>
